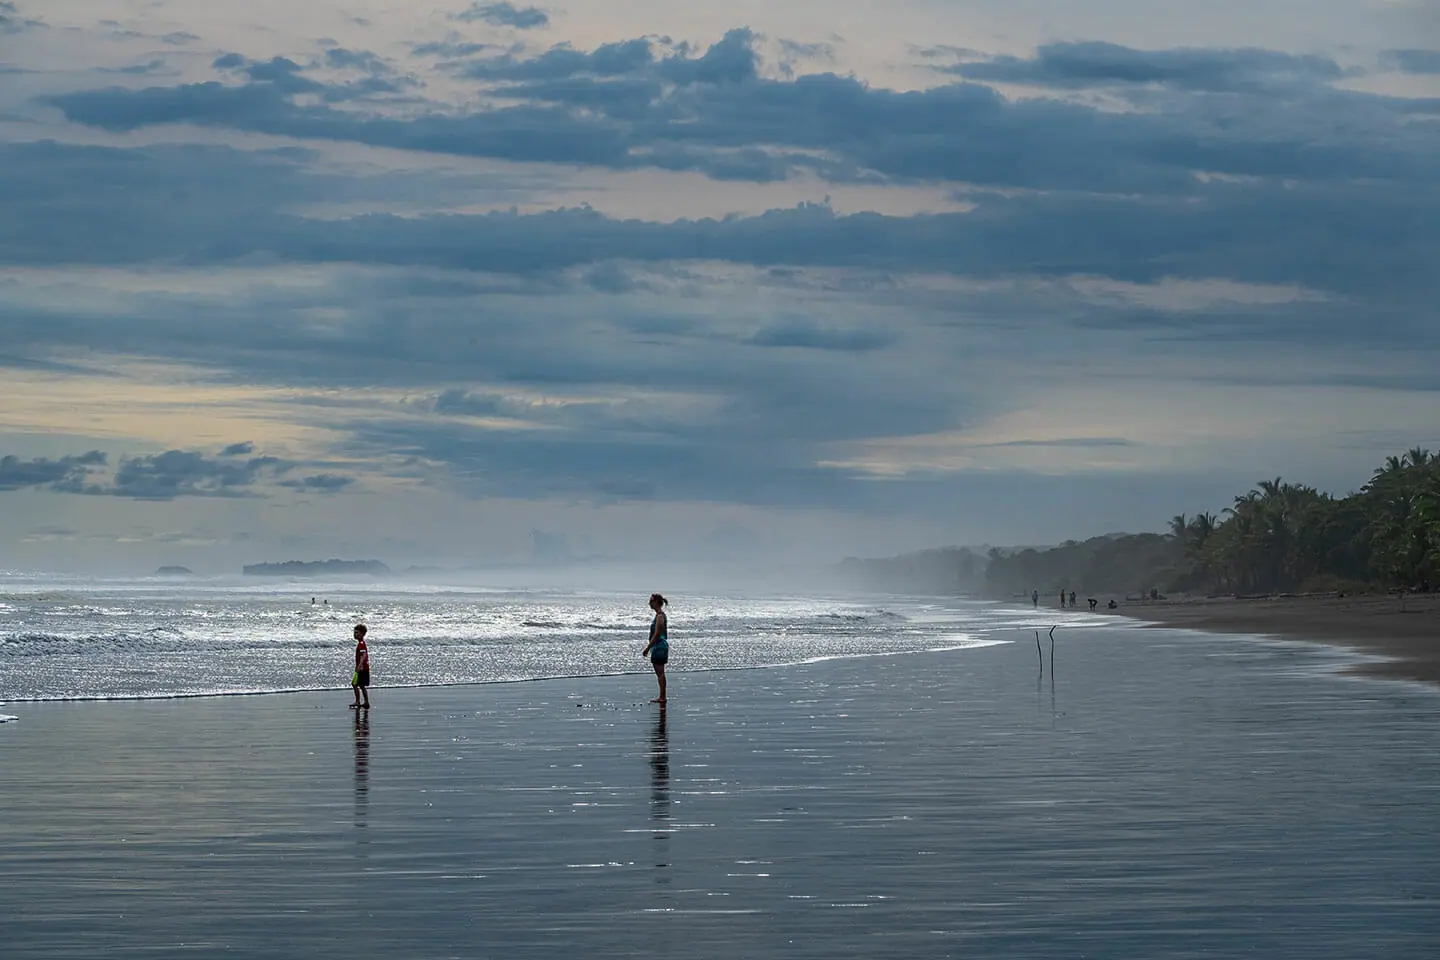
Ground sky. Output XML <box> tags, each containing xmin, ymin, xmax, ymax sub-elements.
<box><xmin>2</xmin><ymin>1</ymin><xmax>1439</xmax><ymax>576</ymax></box>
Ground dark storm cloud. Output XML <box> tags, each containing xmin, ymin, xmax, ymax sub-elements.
<box><xmin>948</xmin><ymin>42</ymin><xmax>1347</xmax><ymax>92</ymax></box>
<box><xmin>220</xmin><ymin>441</ymin><xmax>255</xmax><ymax>456</ymax></box>
<box><xmin>0</xmin><ymin>451</ymin><xmax>106</xmax><ymax>491</ymax></box>
<box><xmin>454</xmin><ymin>3</ymin><xmax>549</xmax><ymax>30</ymax></box>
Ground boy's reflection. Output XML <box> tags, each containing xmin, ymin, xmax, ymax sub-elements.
<box><xmin>649</xmin><ymin>705</ymin><xmax>670</xmax><ymax>877</ymax></box>
<box><xmin>354</xmin><ymin>708</ymin><xmax>370</xmax><ymax>836</ymax></box>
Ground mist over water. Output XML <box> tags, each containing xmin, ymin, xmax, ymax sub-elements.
<box><xmin>0</xmin><ymin>574</ymin><xmax>1081</xmax><ymax>701</ymax></box>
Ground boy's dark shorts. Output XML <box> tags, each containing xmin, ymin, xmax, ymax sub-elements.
<box><xmin>354</xmin><ymin>669</ymin><xmax>370</xmax><ymax>688</ymax></box>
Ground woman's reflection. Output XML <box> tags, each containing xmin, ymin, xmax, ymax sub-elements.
<box><xmin>649</xmin><ymin>704</ymin><xmax>670</xmax><ymax>877</ymax></box>
<box><xmin>354</xmin><ymin>708</ymin><xmax>370</xmax><ymax>838</ymax></box>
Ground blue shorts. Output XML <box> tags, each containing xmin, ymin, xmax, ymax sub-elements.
<box><xmin>650</xmin><ymin>642</ymin><xmax>669</xmax><ymax>665</ymax></box>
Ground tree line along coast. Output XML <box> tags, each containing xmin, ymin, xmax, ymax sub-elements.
<box><xmin>841</xmin><ymin>448</ymin><xmax>1440</xmax><ymax>603</ymax></box>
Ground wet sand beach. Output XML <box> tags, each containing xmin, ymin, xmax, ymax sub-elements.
<box><xmin>4</xmin><ymin>630</ymin><xmax>1440</xmax><ymax>959</ymax></box>
<box><xmin>1116</xmin><ymin>592</ymin><xmax>1440</xmax><ymax>685</ymax></box>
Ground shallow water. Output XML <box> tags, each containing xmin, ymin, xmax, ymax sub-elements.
<box><xmin>0</xmin><ymin>576</ymin><xmax>1070</xmax><ymax>700</ymax></box>
<box><xmin>3</xmin><ymin>621</ymin><xmax>1438</xmax><ymax>958</ymax></box>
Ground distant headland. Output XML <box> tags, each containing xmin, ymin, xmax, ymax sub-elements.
<box><xmin>154</xmin><ymin>566</ymin><xmax>194</xmax><ymax>577</ymax></box>
<box><xmin>241</xmin><ymin>559</ymin><xmax>391</xmax><ymax>578</ymax></box>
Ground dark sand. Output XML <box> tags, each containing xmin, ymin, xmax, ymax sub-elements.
<box><xmin>4</xmin><ymin>638</ymin><xmax>1440</xmax><ymax>958</ymax></box>
<box><xmin>1116</xmin><ymin>591</ymin><xmax>1440</xmax><ymax>685</ymax></box>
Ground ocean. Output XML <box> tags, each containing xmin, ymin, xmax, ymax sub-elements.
<box><xmin>0</xmin><ymin>574</ymin><xmax>1044</xmax><ymax>702</ymax></box>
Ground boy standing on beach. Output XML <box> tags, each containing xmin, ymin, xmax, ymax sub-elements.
<box><xmin>351</xmin><ymin>624</ymin><xmax>371</xmax><ymax>709</ymax></box>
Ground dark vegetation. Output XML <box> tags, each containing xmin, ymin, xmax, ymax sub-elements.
<box><xmin>841</xmin><ymin>448</ymin><xmax>1440</xmax><ymax>599</ymax></box>
<box><xmin>242</xmin><ymin>559</ymin><xmax>392</xmax><ymax>577</ymax></box>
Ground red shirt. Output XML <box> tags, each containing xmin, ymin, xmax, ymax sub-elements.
<box><xmin>355</xmin><ymin>638</ymin><xmax>369</xmax><ymax>671</ymax></box>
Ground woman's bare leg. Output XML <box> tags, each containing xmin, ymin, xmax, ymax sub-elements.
<box><xmin>653</xmin><ymin>662</ymin><xmax>667</xmax><ymax>702</ymax></box>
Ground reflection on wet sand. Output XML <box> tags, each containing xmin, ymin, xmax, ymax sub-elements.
<box><xmin>649</xmin><ymin>705</ymin><xmax>670</xmax><ymax>878</ymax></box>
<box><xmin>354</xmin><ymin>708</ymin><xmax>369</xmax><ymax>840</ymax></box>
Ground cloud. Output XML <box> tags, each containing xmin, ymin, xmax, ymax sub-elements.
<box><xmin>454</xmin><ymin>3</ymin><xmax>549</xmax><ymax>30</ymax></box>
<box><xmin>778</xmin><ymin>39</ymin><xmax>835</xmax><ymax>61</ymax></box>
<box><xmin>748</xmin><ymin>319</ymin><xmax>894</xmax><ymax>351</ymax></box>
<box><xmin>411</xmin><ymin>39</ymin><xmax>494</xmax><ymax>58</ymax></box>
<box><xmin>0</xmin><ymin>451</ymin><xmax>106</xmax><ymax>491</ymax></box>
<box><xmin>11</xmin><ymin>29</ymin><xmax>1440</xmax><ymax>521</ymax></box>
<box><xmin>47</xmin><ymin>31</ymin><xmax>1440</xmax><ymax>199</ymax></box>
<box><xmin>582</xmin><ymin>262</ymin><xmax>644</xmax><ymax>293</ymax></box>
<box><xmin>432</xmin><ymin>389</ymin><xmax>511</xmax><ymax>417</ymax></box>
<box><xmin>95</xmin><ymin>60</ymin><xmax>172</xmax><ymax>77</ymax></box>
<box><xmin>209</xmin><ymin>52</ymin><xmax>408</xmax><ymax>100</ymax></box>
<box><xmin>0</xmin><ymin>439</ymin><xmax>358</xmax><ymax>501</ymax></box>
<box><xmin>979</xmin><ymin>437</ymin><xmax>1136</xmax><ymax>449</ymax></box>
<box><xmin>323</xmin><ymin>48</ymin><xmax>393</xmax><ymax>74</ymax></box>
<box><xmin>108</xmin><ymin>449</ymin><xmax>284</xmax><ymax>499</ymax></box>
<box><xmin>460</xmin><ymin>36</ymin><xmax>658</xmax><ymax>81</ymax></box>
<box><xmin>0</xmin><ymin>1</ymin><xmax>42</xmax><ymax>34</ymax></box>
<box><xmin>3</xmin><ymin>139</ymin><xmax>1438</xmax><ymax>315</ymax></box>
<box><xmin>279</xmin><ymin>473</ymin><xmax>355</xmax><ymax>492</ymax></box>
<box><xmin>1382</xmin><ymin>48</ymin><xmax>1440</xmax><ymax>75</ymax></box>
<box><xmin>946</xmin><ymin>42</ymin><xmax>1347</xmax><ymax>92</ymax></box>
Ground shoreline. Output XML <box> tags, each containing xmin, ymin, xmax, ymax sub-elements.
<box><xmin>1112</xmin><ymin>591</ymin><xmax>1440</xmax><ymax>686</ymax></box>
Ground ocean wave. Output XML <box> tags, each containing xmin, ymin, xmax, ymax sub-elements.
<box><xmin>0</xmin><ymin>585</ymin><xmax>1009</xmax><ymax>701</ymax></box>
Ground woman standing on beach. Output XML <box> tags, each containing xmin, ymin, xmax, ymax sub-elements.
<box><xmin>642</xmin><ymin>593</ymin><xmax>669</xmax><ymax>704</ymax></box>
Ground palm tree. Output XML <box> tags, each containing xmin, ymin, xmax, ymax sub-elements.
<box><xmin>1189</xmin><ymin>512</ymin><xmax>1218</xmax><ymax>545</ymax></box>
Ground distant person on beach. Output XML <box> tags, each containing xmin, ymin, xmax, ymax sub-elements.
<box><xmin>642</xmin><ymin>593</ymin><xmax>669</xmax><ymax>704</ymax></box>
<box><xmin>1069</xmin><ymin>591</ymin><xmax>1077</xmax><ymax>608</ymax></box>
<box><xmin>1059</xmin><ymin>590</ymin><xmax>1066</xmax><ymax>609</ymax></box>
<box><xmin>1108</xmin><ymin>600</ymin><xmax>1118</xmax><ymax>610</ymax></box>
<box><xmin>1088</xmin><ymin>597</ymin><xmax>1098</xmax><ymax>611</ymax></box>
<box><xmin>1032</xmin><ymin>590</ymin><xmax>1039</xmax><ymax>608</ymax></box>
<box><xmin>351</xmin><ymin>623</ymin><xmax>371</xmax><ymax>709</ymax></box>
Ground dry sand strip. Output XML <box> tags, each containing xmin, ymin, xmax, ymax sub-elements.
<box><xmin>1116</xmin><ymin>592</ymin><xmax>1440</xmax><ymax>686</ymax></box>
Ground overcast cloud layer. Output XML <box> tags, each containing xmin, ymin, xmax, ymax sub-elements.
<box><xmin>1</xmin><ymin>0</ymin><xmax>1438</xmax><ymax>574</ymax></box>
